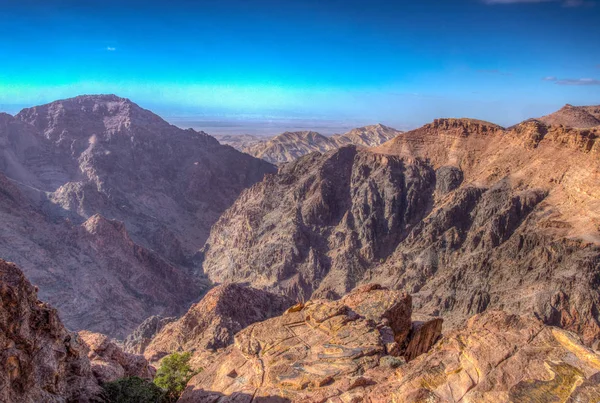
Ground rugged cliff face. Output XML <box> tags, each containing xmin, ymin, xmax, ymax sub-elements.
<box><xmin>0</xmin><ymin>259</ymin><xmax>100</xmax><ymax>402</ymax></box>
<box><xmin>201</xmin><ymin>117</ymin><xmax>600</xmax><ymax>345</ymax></box>
<box><xmin>0</xmin><ymin>95</ymin><xmax>275</xmax><ymax>338</ymax></box>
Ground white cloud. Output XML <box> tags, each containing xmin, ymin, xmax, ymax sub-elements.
<box><xmin>106</xmin><ymin>47</ymin><xmax>116</xmax><ymax>51</ymax></box>
<box><xmin>543</xmin><ymin>77</ymin><xmax>600</xmax><ymax>85</ymax></box>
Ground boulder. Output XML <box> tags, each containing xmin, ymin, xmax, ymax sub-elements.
<box><xmin>79</xmin><ymin>331</ymin><xmax>154</xmax><ymax>384</ymax></box>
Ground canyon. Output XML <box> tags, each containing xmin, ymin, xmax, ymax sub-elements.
<box><xmin>1</xmin><ymin>98</ymin><xmax>599</xmax><ymax>402</ymax></box>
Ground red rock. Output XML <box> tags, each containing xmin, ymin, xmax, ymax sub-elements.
<box><xmin>79</xmin><ymin>330</ymin><xmax>154</xmax><ymax>384</ymax></box>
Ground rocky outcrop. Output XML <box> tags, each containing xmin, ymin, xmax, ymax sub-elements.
<box><xmin>242</xmin><ymin>124</ymin><xmax>402</xmax><ymax>164</ymax></box>
<box><xmin>144</xmin><ymin>283</ymin><xmax>293</xmax><ymax>366</ymax></box>
<box><xmin>178</xmin><ymin>305</ymin><xmax>600</xmax><ymax>403</ymax></box>
<box><xmin>0</xmin><ymin>95</ymin><xmax>275</xmax><ymax>338</ymax></box>
<box><xmin>367</xmin><ymin>311</ymin><xmax>600</xmax><ymax>402</ymax></box>
<box><xmin>178</xmin><ymin>285</ymin><xmax>437</xmax><ymax>402</ymax></box>
<box><xmin>0</xmin><ymin>259</ymin><xmax>100</xmax><ymax>402</ymax></box>
<box><xmin>202</xmin><ymin>112</ymin><xmax>600</xmax><ymax>346</ymax></box>
<box><xmin>79</xmin><ymin>331</ymin><xmax>153</xmax><ymax>384</ymax></box>
<box><xmin>123</xmin><ymin>315</ymin><xmax>176</xmax><ymax>355</ymax></box>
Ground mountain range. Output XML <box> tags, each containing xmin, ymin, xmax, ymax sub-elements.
<box><xmin>0</xmin><ymin>97</ymin><xmax>599</xmax><ymax>402</ymax></box>
<box><xmin>237</xmin><ymin>123</ymin><xmax>402</xmax><ymax>164</ymax></box>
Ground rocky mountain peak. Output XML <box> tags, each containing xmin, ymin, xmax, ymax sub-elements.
<box><xmin>538</xmin><ymin>103</ymin><xmax>600</xmax><ymax>128</ymax></box>
<box><xmin>15</xmin><ymin>94</ymin><xmax>175</xmax><ymax>143</ymax></box>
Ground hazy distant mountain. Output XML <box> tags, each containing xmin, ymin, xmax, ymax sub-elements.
<box><xmin>213</xmin><ymin>133</ymin><xmax>270</xmax><ymax>149</ymax></box>
<box><xmin>536</xmin><ymin>104</ymin><xmax>600</xmax><ymax>128</ymax></box>
<box><xmin>242</xmin><ymin>123</ymin><xmax>402</xmax><ymax>164</ymax></box>
<box><xmin>0</xmin><ymin>94</ymin><xmax>275</xmax><ymax>337</ymax></box>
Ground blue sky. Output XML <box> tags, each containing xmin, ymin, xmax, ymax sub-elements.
<box><xmin>0</xmin><ymin>0</ymin><xmax>599</xmax><ymax>128</ymax></box>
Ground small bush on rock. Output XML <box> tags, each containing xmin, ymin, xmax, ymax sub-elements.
<box><xmin>103</xmin><ymin>376</ymin><xmax>166</xmax><ymax>403</ymax></box>
<box><xmin>153</xmin><ymin>352</ymin><xmax>198</xmax><ymax>402</ymax></box>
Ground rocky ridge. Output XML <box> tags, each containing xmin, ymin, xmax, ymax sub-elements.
<box><xmin>201</xmin><ymin>114</ymin><xmax>600</xmax><ymax>346</ymax></box>
<box><xmin>536</xmin><ymin>104</ymin><xmax>600</xmax><ymax>128</ymax></box>
<box><xmin>242</xmin><ymin>124</ymin><xmax>402</xmax><ymax>164</ymax></box>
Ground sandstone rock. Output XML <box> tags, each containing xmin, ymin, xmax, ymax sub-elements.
<box><xmin>340</xmin><ymin>284</ymin><xmax>412</xmax><ymax>346</ymax></box>
<box><xmin>79</xmin><ymin>331</ymin><xmax>153</xmax><ymax>384</ymax></box>
<box><xmin>403</xmin><ymin>314</ymin><xmax>443</xmax><ymax>361</ymax></box>
<box><xmin>178</xmin><ymin>299</ymin><xmax>599</xmax><ymax>402</ymax></box>
<box><xmin>367</xmin><ymin>311</ymin><xmax>600</xmax><ymax>402</ymax></box>
<box><xmin>178</xmin><ymin>285</ymin><xmax>414</xmax><ymax>402</ymax></box>
<box><xmin>144</xmin><ymin>283</ymin><xmax>293</xmax><ymax>366</ymax></box>
<box><xmin>0</xmin><ymin>259</ymin><xmax>100</xmax><ymax>402</ymax></box>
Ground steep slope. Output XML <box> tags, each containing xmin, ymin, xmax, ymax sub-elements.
<box><xmin>537</xmin><ymin>104</ymin><xmax>600</xmax><ymax>128</ymax></box>
<box><xmin>14</xmin><ymin>95</ymin><xmax>276</xmax><ymax>256</ymax></box>
<box><xmin>0</xmin><ymin>95</ymin><xmax>275</xmax><ymax>338</ymax></box>
<box><xmin>144</xmin><ymin>283</ymin><xmax>292</xmax><ymax>367</ymax></box>
<box><xmin>242</xmin><ymin>124</ymin><xmax>402</xmax><ymax>164</ymax></box>
<box><xmin>0</xmin><ymin>170</ymin><xmax>201</xmax><ymax>338</ymax></box>
<box><xmin>0</xmin><ymin>259</ymin><xmax>100</xmax><ymax>402</ymax></box>
<box><xmin>201</xmin><ymin>116</ymin><xmax>600</xmax><ymax>345</ymax></box>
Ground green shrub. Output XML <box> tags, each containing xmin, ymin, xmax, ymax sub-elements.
<box><xmin>153</xmin><ymin>352</ymin><xmax>198</xmax><ymax>402</ymax></box>
<box><xmin>103</xmin><ymin>376</ymin><xmax>166</xmax><ymax>403</ymax></box>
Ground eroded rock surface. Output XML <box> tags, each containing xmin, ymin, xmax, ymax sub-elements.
<box><xmin>144</xmin><ymin>283</ymin><xmax>293</xmax><ymax>366</ymax></box>
<box><xmin>178</xmin><ymin>285</ymin><xmax>436</xmax><ymax>402</ymax></box>
<box><xmin>0</xmin><ymin>259</ymin><xmax>100</xmax><ymax>402</ymax></box>
<box><xmin>79</xmin><ymin>331</ymin><xmax>153</xmax><ymax>384</ymax></box>
<box><xmin>368</xmin><ymin>311</ymin><xmax>600</xmax><ymax>403</ymax></box>
<box><xmin>178</xmin><ymin>306</ymin><xmax>600</xmax><ymax>403</ymax></box>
